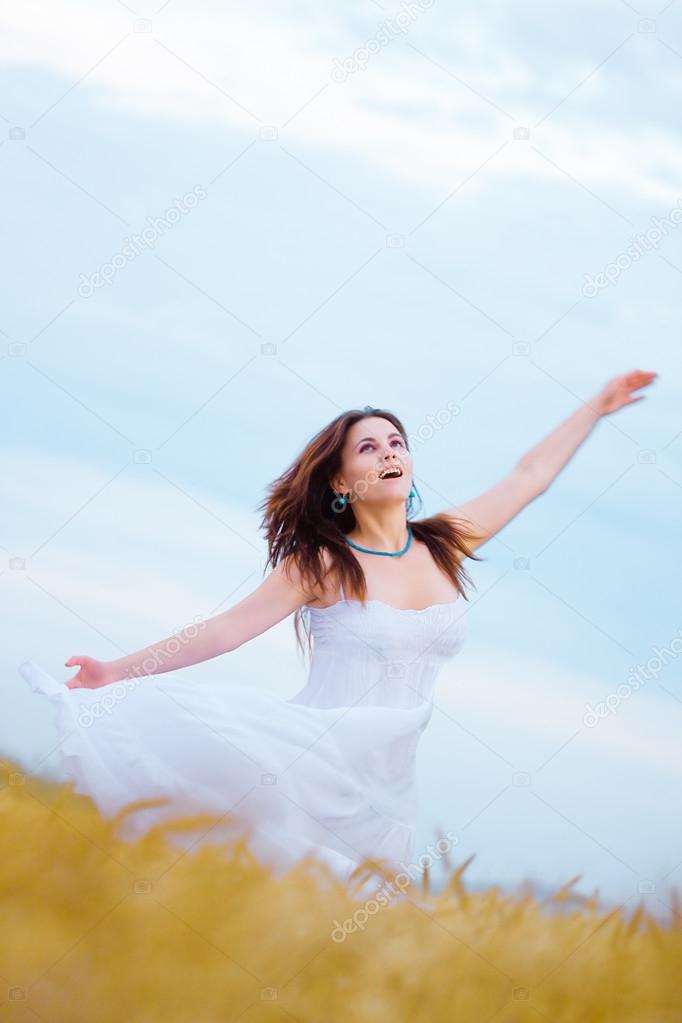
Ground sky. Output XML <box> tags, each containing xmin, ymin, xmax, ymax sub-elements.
<box><xmin>1</xmin><ymin>0</ymin><xmax>681</xmax><ymax>917</ymax></box>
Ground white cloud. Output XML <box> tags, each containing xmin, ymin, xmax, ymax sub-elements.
<box><xmin>1</xmin><ymin>0</ymin><xmax>680</xmax><ymax>202</ymax></box>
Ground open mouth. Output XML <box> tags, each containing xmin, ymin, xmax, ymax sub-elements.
<box><xmin>378</xmin><ymin>466</ymin><xmax>403</xmax><ymax>480</ymax></box>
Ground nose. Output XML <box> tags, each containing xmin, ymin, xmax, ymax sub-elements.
<box><xmin>379</xmin><ymin>450</ymin><xmax>402</xmax><ymax>471</ymax></box>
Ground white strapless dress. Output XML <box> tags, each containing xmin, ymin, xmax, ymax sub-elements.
<box><xmin>17</xmin><ymin>595</ymin><xmax>468</xmax><ymax>886</ymax></box>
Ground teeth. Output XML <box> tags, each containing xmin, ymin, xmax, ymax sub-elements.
<box><xmin>381</xmin><ymin>468</ymin><xmax>401</xmax><ymax>478</ymax></box>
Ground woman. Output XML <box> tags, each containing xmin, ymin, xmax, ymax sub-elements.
<box><xmin>18</xmin><ymin>371</ymin><xmax>656</xmax><ymax>887</ymax></box>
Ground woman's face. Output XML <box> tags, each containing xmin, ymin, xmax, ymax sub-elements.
<box><xmin>332</xmin><ymin>416</ymin><xmax>413</xmax><ymax>507</ymax></box>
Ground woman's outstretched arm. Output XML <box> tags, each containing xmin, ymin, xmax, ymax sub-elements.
<box><xmin>64</xmin><ymin>557</ymin><xmax>311</xmax><ymax>690</ymax></box>
<box><xmin>442</xmin><ymin>368</ymin><xmax>658</xmax><ymax>551</ymax></box>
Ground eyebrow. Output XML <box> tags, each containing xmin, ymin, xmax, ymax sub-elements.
<box><xmin>354</xmin><ymin>432</ymin><xmax>403</xmax><ymax>450</ymax></box>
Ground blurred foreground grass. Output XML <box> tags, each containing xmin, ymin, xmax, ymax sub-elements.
<box><xmin>2</xmin><ymin>756</ymin><xmax>681</xmax><ymax>1022</ymax></box>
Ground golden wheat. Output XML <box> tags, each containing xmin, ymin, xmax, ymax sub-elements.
<box><xmin>1</xmin><ymin>757</ymin><xmax>680</xmax><ymax>1022</ymax></box>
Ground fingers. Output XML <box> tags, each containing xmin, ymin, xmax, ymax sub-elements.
<box><xmin>625</xmin><ymin>370</ymin><xmax>657</xmax><ymax>391</ymax></box>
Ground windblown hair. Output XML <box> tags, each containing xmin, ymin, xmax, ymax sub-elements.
<box><xmin>257</xmin><ymin>406</ymin><xmax>485</xmax><ymax>658</ymax></box>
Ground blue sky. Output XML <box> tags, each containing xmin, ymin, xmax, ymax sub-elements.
<box><xmin>1</xmin><ymin>0</ymin><xmax>681</xmax><ymax>915</ymax></box>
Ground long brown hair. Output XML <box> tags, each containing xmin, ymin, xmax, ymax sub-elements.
<box><xmin>257</xmin><ymin>406</ymin><xmax>485</xmax><ymax>658</ymax></box>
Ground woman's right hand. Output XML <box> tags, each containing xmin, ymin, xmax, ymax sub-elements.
<box><xmin>64</xmin><ymin>656</ymin><xmax>116</xmax><ymax>690</ymax></box>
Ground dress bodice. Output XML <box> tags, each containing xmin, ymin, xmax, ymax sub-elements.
<box><xmin>288</xmin><ymin>597</ymin><xmax>468</xmax><ymax>710</ymax></box>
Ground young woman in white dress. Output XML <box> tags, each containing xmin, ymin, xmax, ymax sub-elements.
<box><xmin>18</xmin><ymin>371</ymin><xmax>656</xmax><ymax>886</ymax></box>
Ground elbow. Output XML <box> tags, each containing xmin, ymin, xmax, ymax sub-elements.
<box><xmin>517</xmin><ymin>463</ymin><xmax>550</xmax><ymax>497</ymax></box>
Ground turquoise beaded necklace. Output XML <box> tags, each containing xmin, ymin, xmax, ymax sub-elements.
<box><xmin>344</xmin><ymin>525</ymin><xmax>413</xmax><ymax>557</ymax></box>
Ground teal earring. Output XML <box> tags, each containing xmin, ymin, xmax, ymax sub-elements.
<box><xmin>406</xmin><ymin>484</ymin><xmax>417</xmax><ymax>516</ymax></box>
<box><xmin>333</xmin><ymin>485</ymin><xmax>416</xmax><ymax>513</ymax></box>
<box><xmin>331</xmin><ymin>491</ymin><xmax>349</xmax><ymax>513</ymax></box>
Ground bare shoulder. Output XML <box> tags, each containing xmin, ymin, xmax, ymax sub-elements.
<box><xmin>266</xmin><ymin>549</ymin><xmax>330</xmax><ymax>601</ymax></box>
<box><xmin>269</xmin><ymin>553</ymin><xmax>312</xmax><ymax>600</ymax></box>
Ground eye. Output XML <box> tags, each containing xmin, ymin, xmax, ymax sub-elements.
<box><xmin>359</xmin><ymin>438</ymin><xmax>405</xmax><ymax>454</ymax></box>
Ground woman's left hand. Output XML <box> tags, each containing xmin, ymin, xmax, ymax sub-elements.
<box><xmin>592</xmin><ymin>369</ymin><xmax>658</xmax><ymax>416</ymax></box>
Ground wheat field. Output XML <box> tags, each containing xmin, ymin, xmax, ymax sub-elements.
<box><xmin>2</xmin><ymin>757</ymin><xmax>681</xmax><ymax>1023</ymax></box>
